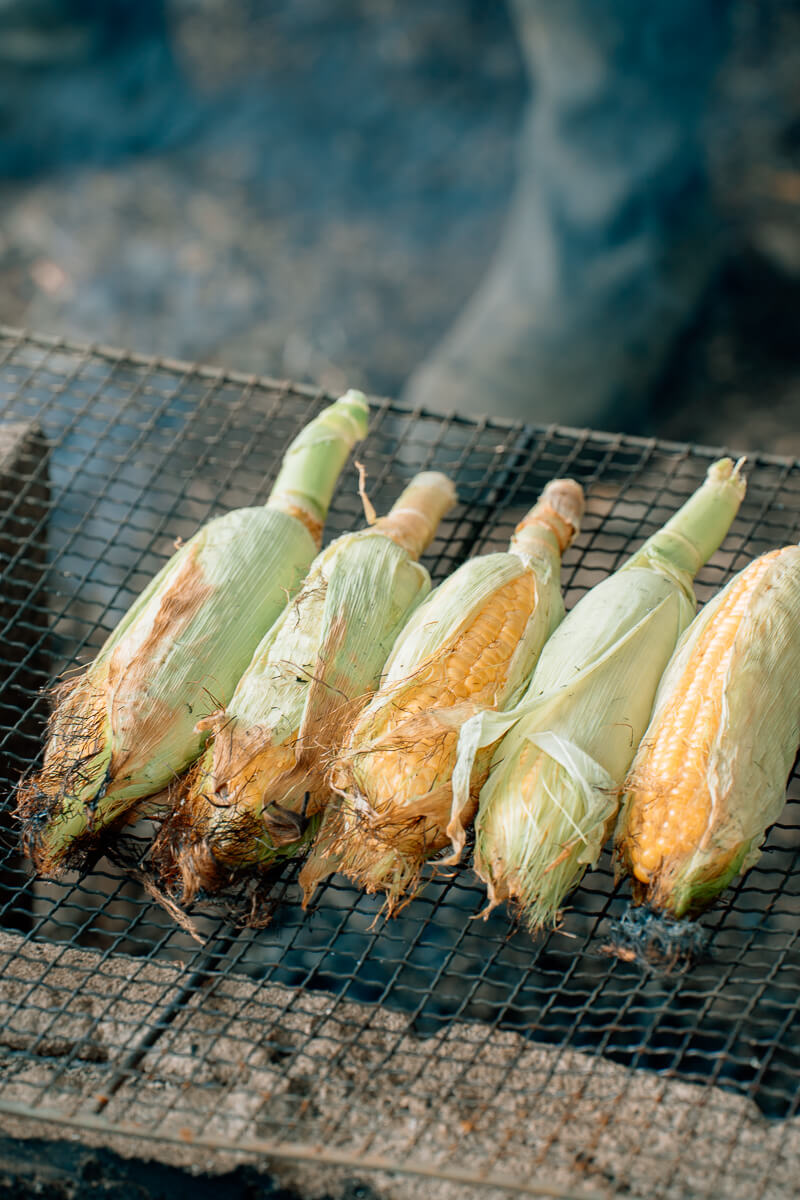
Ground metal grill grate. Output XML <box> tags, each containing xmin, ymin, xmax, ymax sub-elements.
<box><xmin>1</xmin><ymin>325</ymin><xmax>799</xmax><ymax>1200</ymax></box>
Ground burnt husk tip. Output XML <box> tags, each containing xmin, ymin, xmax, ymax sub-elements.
<box><xmin>603</xmin><ymin>906</ymin><xmax>709</xmax><ymax>974</ymax></box>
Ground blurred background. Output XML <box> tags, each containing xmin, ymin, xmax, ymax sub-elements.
<box><xmin>0</xmin><ymin>0</ymin><xmax>799</xmax><ymax>450</ymax></box>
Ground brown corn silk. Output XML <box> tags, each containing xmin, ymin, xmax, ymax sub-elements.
<box><xmin>17</xmin><ymin>392</ymin><xmax>369</xmax><ymax>875</ymax></box>
<box><xmin>615</xmin><ymin>544</ymin><xmax>800</xmax><ymax>920</ymax></box>
<box><xmin>153</xmin><ymin>472</ymin><xmax>456</xmax><ymax>902</ymax></box>
<box><xmin>300</xmin><ymin>479</ymin><xmax>584</xmax><ymax>912</ymax></box>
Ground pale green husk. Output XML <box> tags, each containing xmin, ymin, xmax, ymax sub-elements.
<box><xmin>21</xmin><ymin>391</ymin><xmax>369</xmax><ymax>872</ymax></box>
<box><xmin>200</xmin><ymin>523</ymin><xmax>434</xmax><ymax>864</ymax></box>
<box><xmin>454</xmin><ymin>457</ymin><xmax>746</xmax><ymax>929</ymax></box>
<box><xmin>462</xmin><ymin>581</ymin><xmax>692</xmax><ymax>927</ymax></box>
<box><xmin>161</xmin><ymin>471</ymin><xmax>458</xmax><ymax>892</ymax></box>
<box><xmin>300</xmin><ymin>499</ymin><xmax>579</xmax><ymax>907</ymax></box>
<box><xmin>617</xmin><ymin>544</ymin><xmax>800</xmax><ymax>918</ymax></box>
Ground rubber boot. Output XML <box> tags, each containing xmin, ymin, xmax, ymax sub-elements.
<box><xmin>402</xmin><ymin>0</ymin><xmax>732</xmax><ymax>432</ymax></box>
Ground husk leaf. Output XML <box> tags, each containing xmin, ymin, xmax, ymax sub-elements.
<box><xmin>616</xmin><ymin>544</ymin><xmax>800</xmax><ymax>918</ymax></box>
<box><xmin>469</xmin><ymin>586</ymin><xmax>691</xmax><ymax>927</ymax></box>
<box><xmin>155</xmin><ymin>475</ymin><xmax>455</xmax><ymax>899</ymax></box>
<box><xmin>302</xmin><ymin>479</ymin><xmax>585</xmax><ymax>909</ymax></box>
<box><xmin>19</xmin><ymin>392</ymin><xmax>368</xmax><ymax>874</ymax></box>
<box><xmin>458</xmin><ymin>457</ymin><xmax>746</xmax><ymax>928</ymax></box>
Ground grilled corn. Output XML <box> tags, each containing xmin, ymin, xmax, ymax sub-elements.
<box><xmin>614</xmin><ymin>544</ymin><xmax>800</xmax><ymax>934</ymax></box>
<box><xmin>17</xmin><ymin>392</ymin><xmax>369</xmax><ymax>874</ymax></box>
<box><xmin>154</xmin><ymin>471</ymin><xmax>457</xmax><ymax>901</ymax></box>
<box><xmin>452</xmin><ymin>458</ymin><xmax>747</xmax><ymax>931</ymax></box>
<box><xmin>300</xmin><ymin>478</ymin><xmax>585</xmax><ymax>911</ymax></box>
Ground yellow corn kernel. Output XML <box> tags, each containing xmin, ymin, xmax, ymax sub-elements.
<box><xmin>614</xmin><ymin>544</ymin><xmax>800</xmax><ymax>934</ymax></box>
<box><xmin>301</xmin><ymin>478</ymin><xmax>585</xmax><ymax>910</ymax></box>
<box><xmin>624</xmin><ymin>549</ymin><xmax>783</xmax><ymax>886</ymax></box>
<box><xmin>356</xmin><ymin>571</ymin><xmax>537</xmax><ymax>806</ymax></box>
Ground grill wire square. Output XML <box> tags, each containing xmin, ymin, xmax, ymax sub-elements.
<box><xmin>0</xmin><ymin>326</ymin><xmax>799</xmax><ymax>1200</ymax></box>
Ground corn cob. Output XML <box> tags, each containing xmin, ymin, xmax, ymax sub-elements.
<box><xmin>152</xmin><ymin>471</ymin><xmax>457</xmax><ymax>902</ymax></box>
<box><xmin>300</xmin><ymin>478</ymin><xmax>585</xmax><ymax>911</ymax></box>
<box><xmin>452</xmin><ymin>458</ymin><xmax>747</xmax><ymax>931</ymax></box>
<box><xmin>611</xmin><ymin>544</ymin><xmax>800</xmax><ymax>964</ymax></box>
<box><xmin>17</xmin><ymin>392</ymin><xmax>369</xmax><ymax>875</ymax></box>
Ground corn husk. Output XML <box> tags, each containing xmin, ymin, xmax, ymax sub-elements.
<box><xmin>300</xmin><ymin>478</ymin><xmax>585</xmax><ymax>911</ymax></box>
<box><xmin>453</xmin><ymin>457</ymin><xmax>747</xmax><ymax>930</ymax></box>
<box><xmin>615</xmin><ymin>544</ymin><xmax>800</xmax><ymax>922</ymax></box>
<box><xmin>153</xmin><ymin>471</ymin><xmax>457</xmax><ymax>901</ymax></box>
<box><xmin>17</xmin><ymin>391</ymin><xmax>369</xmax><ymax>874</ymax></box>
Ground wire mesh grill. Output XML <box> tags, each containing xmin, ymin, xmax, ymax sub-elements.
<box><xmin>1</xmin><ymin>325</ymin><xmax>799</xmax><ymax>1200</ymax></box>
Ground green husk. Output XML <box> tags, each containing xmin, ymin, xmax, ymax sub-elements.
<box><xmin>615</xmin><ymin>543</ymin><xmax>800</xmax><ymax>922</ymax></box>
<box><xmin>153</xmin><ymin>472</ymin><xmax>457</xmax><ymax>901</ymax></box>
<box><xmin>18</xmin><ymin>391</ymin><xmax>369</xmax><ymax>875</ymax></box>
<box><xmin>300</xmin><ymin>477</ymin><xmax>585</xmax><ymax>910</ymax></box>
<box><xmin>452</xmin><ymin>457</ymin><xmax>747</xmax><ymax>930</ymax></box>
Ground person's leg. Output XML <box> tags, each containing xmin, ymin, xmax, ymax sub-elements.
<box><xmin>403</xmin><ymin>0</ymin><xmax>732</xmax><ymax>431</ymax></box>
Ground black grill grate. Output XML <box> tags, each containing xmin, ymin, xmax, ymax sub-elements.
<box><xmin>1</xmin><ymin>325</ymin><xmax>799</xmax><ymax>1199</ymax></box>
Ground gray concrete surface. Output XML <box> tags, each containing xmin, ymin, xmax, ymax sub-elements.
<box><xmin>0</xmin><ymin>929</ymin><xmax>796</xmax><ymax>1199</ymax></box>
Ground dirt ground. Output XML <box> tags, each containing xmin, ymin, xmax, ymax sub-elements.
<box><xmin>0</xmin><ymin>1</ymin><xmax>798</xmax><ymax>453</ymax></box>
